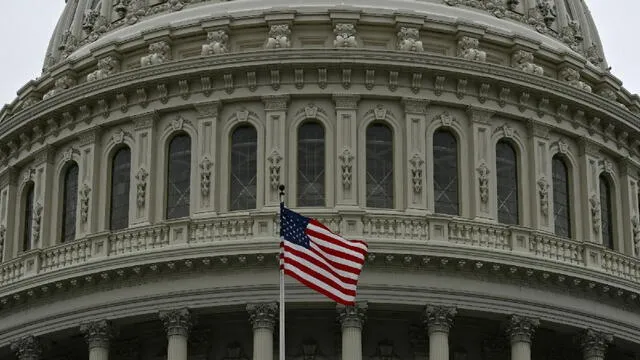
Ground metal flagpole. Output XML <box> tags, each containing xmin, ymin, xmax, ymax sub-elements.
<box><xmin>278</xmin><ymin>184</ymin><xmax>286</xmax><ymax>360</ymax></box>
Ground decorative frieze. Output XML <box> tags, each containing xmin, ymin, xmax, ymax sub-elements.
<box><xmin>511</xmin><ymin>50</ymin><xmax>543</xmax><ymax>75</ymax></box>
<box><xmin>265</xmin><ymin>24</ymin><xmax>291</xmax><ymax>49</ymax></box>
<box><xmin>87</xmin><ymin>56</ymin><xmax>120</xmax><ymax>82</ymax></box>
<box><xmin>457</xmin><ymin>36</ymin><xmax>486</xmax><ymax>62</ymax></box>
<box><xmin>80</xmin><ymin>319</ymin><xmax>113</xmax><ymax>349</ymax></box>
<box><xmin>334</xmin><ymin>23</ymin><xmax>357</xmax><ymax>48</ymax></box>
<box><xmin>202</xmin><ymin>29</ymin><xmax>229</xmax><ymax>55</ymax></box>
<box><xmin>159</xmin><ymin>308</ymin><xmax>192</xmax><ymax>337</ymax></box>
<box><xmin>559</xmin><ymin>68</ymin><xmax>592</xmax><ymax>93</ymax></box>
<box><xmin>337</xmin><ymin>302</ymin><xmax>367</xmax><ymax>329</ymax></box>
<box><xmin>43</xmin><ymin>75</ymin><xmax>76</xmax><ymax>100</ymax></box>
<box><xmin>424</xmin><ymin>305</ymin><xmax>457</xmax><ymax>334</ymax></box>
<box><xmin>397</xmin><ymin>27</ymin><xmax>423</xmax><ymax>52</ymax></box>
<box><xmin>506</xmin><ymin>315</ymin><xmax>539</xmax><ymax>344</ymax></box>
<box><xmin>140</xmin><ymin>41</ymin><xmax>171</xmax><ymax>67</ymax></box>
<box><xmin>247</xmin><ymin>302</ymin><xmax>278</xmax><ymax>330</ymax></box>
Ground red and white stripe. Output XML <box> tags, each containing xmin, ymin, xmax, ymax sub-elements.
<box><xmin>280</xmin><ymin>219</ymin><xmax>368</xmax><ymax>305</ymax></box>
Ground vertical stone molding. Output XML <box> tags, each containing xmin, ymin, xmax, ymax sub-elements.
<box><xmin>467</xmin><ymin>107</ymin><xmax>494</xmax><ymax>220</ymax></box>
<box><xmin>506</xmin><ymin>315</ymin><xmax>539</xmax><ymax>360</ymax></box>
<box><xmin>262</xmin><ymin>96</ymin><xmax>289</xmax><ymax>207</ymax></box>
<box><xmin>11</xmin><ymin>335</ymin><xmax>42</xmax><ymax>360</ymax></box>
<box><xmin>76</xmin><ymin>129</ymin><xmax>100</xmax><ymax>237</ymax></box>
<box><xmin>80</xmin><ymin>319</ymin><xmax>113</xmax><ymax>360</ymax></box>
<box><xmin>31</xmin><ymin>146</ymin><xmax>55</xmax><ymax>249</ymax></box>
<box><xmin>578</xmin><ymin>138</ymin><xmax>602</xmax><ymax>244</ymax></box>
<box><xmin>194</xmin><ymin>102</ymin><xmax>220</xmax><ymax>214</ymax></box>
<box><xmin>424</xmin><ymin>305</ymin><xmax>457</xmax><ymax>360</ymax></box>
<box><xmin>402</xmin><ymin>98</ymin><xmax>428</xmax><ymax>211</ymax></box>
<box><xmin>247</xmin><ymin>302</ymin><xmax>278</xmax><ymax>360</ymax></box>
<box><xmin>337</xmin><ymin>302</ymin><xmax>367</xmax><ymax>360</ymax></box>
<box><xmin>333</xmin><ymin>95</ymin><xmax>360</xmax><ymax>207</ymax></box>
<box><xmin>131</xmin><ymin>112</ymin><xmax>157</xmax><ymax>226</ymax></box>
<box><xmin>579</xmin><ymin>329</ymin><xmax>613</xmax><ymax>360</ymax></box>
<box><xmin>159</xmin><ymin>308</ymin><xmax>193</xmax><ymax>360</ymax></box>
<box><xmin>528</xmin><ymin>123</ymin><xmax>551</xmax><ymax>232</ymax></box>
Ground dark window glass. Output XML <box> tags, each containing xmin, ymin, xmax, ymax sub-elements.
<box><xmin>433</xmin><ymin>130</ymin><xmax>459</xmax><ymax>215</ymax></box>
<box><xmin>552</xmin><ymin>156</ymin><xmax>571</xmax><ymax>238</ymax></box>
<box><xmin>166</xmin><ymin>134</ymin><xmax>192</xmax><ymax>219</ymax></box>
<box><xmin>61</xmin><ymin>163</ymin><xmax>79</xmax><ymax>242</ymax></box>
<box><xmin>366</xmin><ymin>123</ymin><xmax>393</xmax><ymax>208</ymax></box>
<box><xmin>600</xmin><ymin>175</ymin><xmax>614</xmax><ymax>249</ymax></box>
<box><xmin>230</xmin><ymin>126</ymin><xmax>257</xmax><ymax>211</ymax></box>
<box><xmin>297</xmin><ymin>122</ymin><xmax>325</xmax><ymax>207</ymax></box>
<box><xmin>23</xmin><ymin>182</ymin><xmax>35</xmax><ymax>251</ymax></box>
<box><xmin>110</xmin><ymin>147</ymin><xmax>131</xmax><ymax>230</ymax></box>
<box><xmin>496</xmin><ymin>140</ymin><xmax>519</xmax><ymax>225</ymax></box>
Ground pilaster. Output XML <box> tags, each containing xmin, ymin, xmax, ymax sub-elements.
<box><xmin>619</xmin><ymin>159</ymin><xmax>639</xmax><ymax>256</ymax></box>
<box><xmin>424</xmin><ymin>305</ymin><xmax>457</xmax><ymax>360</ymax></box>
<box><xmin>130</xmin><ymin>112</ymin><xmax>158</xmax><ymax>227</ymax></box>
<box><xmin>578</xmin><ymin>138</ymin><xmax>601</xmax><ymax>244</ymax></box>
<box><xmin>337</xmin><ymin>302</ymin><xmax>367</xmax><ymax>360</ymax></box>
<box><xmin>11</xmin><ymin>335</ymin><xmax>42</xmax><ymax>360</ymax></box>
<box><xmin>0</xmin><ymin>167</ymin><xmax>18</xmax><ymax>261</ymax></box>
<box><xmin>333</xmin><ymin>95</ymin><xmax>360</xmax><ymax>207</ymax></box>
<box><xmin>467</xmin><ymin>107</ymin><xmax>494</xmax><ymax>221</ymax></box>
<box><xmin>76</xmin><ymin>129</ymin><xmax>101</xmax><ymax>237</ymax></box>
<box><xmin>262</xmin><ymin>96</ymin><xmax>289</xmax><ymax>207</ymax></box>
<box><xmin>31</xmin><ymin>146</ymin><xmax>54</xmax><ymax>249</ymax></box>
<box><xmin>247</xmin><ymin>302</ymin><xmax>278</xmax><ymax>360</ymax></box>
<box><xmin>528</xmin><ymin>122</ymin><xmax>552</xmax><ymax>232</ymax></box>
<box><xmin>579</xmin><ymin>329</ymin><xmax>612</xmax><ymax>360</ymax></box>
<box><xmin>403</xmin><ymin>98</ymin><xmax>428</xmax><ymax>212</ymax></box>
<box><xmin>506</xmin><ymin>315</ymin><xmax>539</xmax><ymax>360</ymax></box>
<box><xmin>193</xmin><ymin>102</ymin><xmax>220</xmax><ymax>216</ymax></box>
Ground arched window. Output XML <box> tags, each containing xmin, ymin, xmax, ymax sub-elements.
<box><xmin>496</xmin><ymin>140</ymin><xmax>519</xmax><ymax>225</ymax></box>
<box><xmin>166</xmin><ymin>134</ymin><xmax>191</xmax><ymax>219</ymax></box>
<box><xmin>110</xmin><ymin>147</ymin><xmax>131</xmax><ymax>230</ymax></box>
<box><xmin>600</xmin><ymin>174</ymin><xmax>614</xmax><ymax>249</ymax></box>
<box><xmin>23</xmin><ymin>182</ymin><xmax>35</xmax><ymax>252</ymax></box>
<box><xmin>552</xmin><ymin>156</ymin><xmax>571</xmax><ymax>238</ymax></box>
<box><xmin>366</xmin><ymin>123</ymin><xmax>393</xmax><ymax>208</ymax></box>
<box><xmin>433</xmin><ymin>129</ymin><xmax>459</xmax><ymax>215</ymax></box>
<box><xmin>230</xmin><ymin>125</ymin><xmax>257</xmax><ymax>211</ymax></box>
<box><xmin>297</xmin><ymin>122</ymin><xmax>325</xmax><ymax>207</ymax></box>
<box><xmin>61</xmin><ymin>163</ymin><xmax>79</xmax><ymax>242</ymax></box>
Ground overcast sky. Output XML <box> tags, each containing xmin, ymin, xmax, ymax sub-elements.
<box><xmin>0</xmin><ymin>1</ymin><xmax>637</xmax><ymax>107</ymax></box>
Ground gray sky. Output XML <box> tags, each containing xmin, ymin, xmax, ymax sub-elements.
<box><xmin>0</xmin><ymin>1</ymin><xmax>638</xmax><ymax>107</ymax></box>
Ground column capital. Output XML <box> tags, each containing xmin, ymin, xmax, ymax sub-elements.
<box><xmin>423</xmin><ymin>305</ymin><xmax>457</xmax><ymax>334</ymax></box>
<box><xmin>262</xmin><ymin>95</ymin><xmax>290</xmax><ymax>111</ymax></box>
<box><xmin>402</xmin><ymin>98</ymin><xmax>429</xmax><ymax>114</ymax></box>
<box><xmin>332</xmin><ymin>94</ymin><xmax>360</xmax><ymax>110</ymax></box>
<box><xmin>579</xmin><ymin>329</ymin><xmax>613</xmax><ymax>359</ymax></box>
<box><xmin>337</xmin><ymin>302</ymin><xmax>367</xmax><ymax>330</ymax></box>
<box><xmin>80</xmin><ymin>319</ymin><xmax>113</xmax><ymax>350</ymax></box>
<box><xmin>159</xmin><ymin>308</ymin><xmax>193</xmax><ymax>337</ymax></box>
<box><xmin>247</xmin><ymin>302</ymin><xmax>278</xmax><ymax>330</ymax></box>
<box><xmin>11</xmin><ymin>335</ymin><xmax>42</xmax><ymax>360</ymax></box>
<box><xmin>506</xmin><ymin>315</ymin><xmax>539</xmax><ymax>344</ymax></box>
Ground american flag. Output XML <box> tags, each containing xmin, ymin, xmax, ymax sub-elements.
<box><xmin>279</xmin><ymin>204</ymin><xmax>368</xmax><ymax>305</ymax></box>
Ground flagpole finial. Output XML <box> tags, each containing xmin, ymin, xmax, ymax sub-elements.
<box><xmin>279</xmin><ymin>184</ymin><xmax>285</xmax><ymax>203</ymax></box>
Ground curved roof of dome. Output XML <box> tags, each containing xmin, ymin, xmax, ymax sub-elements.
<box><xmin>46</xmin><ymin>0</ymin><xmax>607</xmax><ymax>71</ymax></box>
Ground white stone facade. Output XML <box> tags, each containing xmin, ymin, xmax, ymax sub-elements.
<box><xmin>1</xmin><ymin>0</ymin><xmax>640</xmax><ymax>359</ymax></box>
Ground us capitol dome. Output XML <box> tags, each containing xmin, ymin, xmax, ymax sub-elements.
<box><xmin>2</xmin><ymin>0</ymin><xmax>640</xmax><ymax>359</ymax></box>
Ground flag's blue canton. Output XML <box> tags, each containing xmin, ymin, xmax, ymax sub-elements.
<box><xmin>280</xmin><ymin>204</ymin><xmax>311</xmax><ymax>248</ymax></box>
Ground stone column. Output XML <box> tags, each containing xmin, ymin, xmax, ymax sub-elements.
<box><xmin>579</xmin><ymin>329</ymin><xmax>613</xmax><ymax>360</ymax></box>
<box><xmin>467</xmin><ymin>107</ymin><xmax>494</xmax><ymax>221</ymax></box>
<box><xmin>130</xmin><ymin>112</ymin><xmax>157</xmax><ymax>227</ymax></box>
<box><xmin>80</xmin><ymin>319</ymin><xmax>113</xmax><ymax>360</ymax></box>
<box><xmin>528</xmin><ymin>122</ymin><xmax>552</xmax><ymax>232</ymax></box>
<box><xmin>618</xmin><ymin>159</ymin><xmax>639</xmax><ymax>256</ymax></box>
<box><xmin>262</xmin><ymin>96</ymin><xmax>289</xmax><ymax>207</ymax></box>
<box><xmin>333</xmin><ymin>95</ymin><xmax>360</xmax><ymax>208</ymax></box>
<box><xmin>193</xmin><ymin>102</ymin><xmax>220</xmax><ymax>216</ymax></box>
<box><xmin>506</xmin><ymin>315</ymin><xmax>539</xmax><ymax>360</ymax></box>
<box><xmin>159</xmin><ymin>308</ymin><xmax>193</xmax><ymax>360</ymax></box>
<box><xmin>247</xmin><ymin>302</ymin><xmax>278</xmax><ymax>360</ymax></box>
<box><xmin>11</xmin><ymin>336</ymin><xmax>42</xmax><ymax>360</ymax></box>
<box><xmin>0</xmin><ymin>168</ymin><xmax>18</xmax><ymax>261</ymax></box>
<box><xmin>76</xmin><ymin>129</ymin><xmax>100</xmax><ymax>237</ymax></box>
<box><xmin>578</xmin><ymin>138</ymin><xmax>602</xmax><ymax>244</ymax></box>
<box><xmin>424</xmin><ymin>305</ymin><xmax>457</xmax><ymax>360</ymax></box>
<box><xmin>402</xmin><ymin>98</ymin><xmax>428</xmax><ymax>212</ymax></box>
<box><xmin>337</xmin><ymin>302</ymin><xmax>367</xmax><ymax>360</ymax></box>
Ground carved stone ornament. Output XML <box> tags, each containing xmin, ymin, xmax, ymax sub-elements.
<box><xmin>633</xmin><ymin>216</ymin><xmax>640</xmax><ymax>257</ymax></box>
<box><xmin>247</xmin><ymin>302</ymin><xmax>278</xmax><ymax>330</ymax></box>
<box><xmin>560</xmin><ymin>19</ymin><xmax>584</xmax><ymax>52</ymax></box>
<box><xmin>424</xmin><ymin>305</ymin><xmax>457</xmax><ymax>334</ymax></box>
<box><xmin>159</xmin><ymin>308</ymin><xmax>192</xmax><ymax>337</ymax></box>
<box><xmin>337</xmin><ymin>302</ymin><xmax>367</xmax><ymax>329</ymax></box>
<box><xmin>11</xmin><ymin>336</ymin><xmax>42</xmax><ymax>359</ymax></box>
<box><xmin>265</xmin><ymin>24</ymin><xmax>291</xmax><ymax>49</ymax></box>
<box><xmin>477</xmin><ymin>162</ymin><xmax>490</xmax><ymax>204</ymax></box>
<box><xmin>32</xmin><ymin>202</ymin><xmax>43</xmax><ymax>244</ymax></box>
<box><xmin>457</xmin><ymin>36</ymin><xmax>486</xmax><ymax>62</ymax></box>
<box><xmin>140</xmin><ymin>41</ymin><xmax>171</xmax><ymax>67</ymax></box>
<box><xmin>304</xmin><ymin>104</ymin><xmax>318</xmax><ymax>119</ymax></box>
<box><xmin>506</xmin><ymin>315</ymin><xmax>539</xmax><ymax>344</ymax></box>
<box><xmin>267</xmin><ymin>149</ymin><xmax>283</xmax><ymax>190</ymax></box>
<box><xmin>171</xmin><ymin>116</ymin><xmax>185</xmax><ymax>131</ymax></box>
<box><xmin>409</xmin><ymin>153</ymin><xmax>425</xmax><ymax>194</ymax></box>
<box><xmin>339</xmin><ymin>147</ymin><xmax>355</xmax><ymax>189</ymax></box>
<box><xmin>87</xmin><ymin>56</ymin><xmax>120</xmax><ymax>82</ymax></box>
<box><xmin>202</xmin><ymin>29</ymin><xmax>229</xmax><ymax>55</ymax></box>
<box><xmin>597</xmin><ymin>88</ymin><xmax>617</xmax><ymax>102</ymax></box>
<box><xmin>43</xmin><ymin>75</ymin><xmax>76</xmax><ymax>100</ymax></box>
<box><xmin>435</xmin><ymin>112</ymin><xmax>455</xmax><ymax>127</ymax></box>
<box><xmin>511</xmin><ymin>50</ymin><xmax>543</xmax><ymax>76</ymax></box>
<box><xmin>537</xmin><ymin>177</ymin><xmax>550</xmax><ymax>217</ymax></box>
<box><xmin>79</xmin><ymin>183</ymin><xmax>91</xmax><ymax>223</ymax></box>
<box><xmin>200</xmin><ymin>156</ymin><xmax>213</xmax><ymax>198</ymax></box>
<box><xmin>589</xmin><ymin>193</ymin><xmax>601</xmax><ymax>234</ymax></box>
<box><xmin>333</xmin><ymin>23</ymin><xmax>357</xmax><ymax>48</ymax></box>
<box><xmin>63</xmin><ymin>147</ymin><xmax>80</xmax><ymax>162</ymax></box>
<box><xmin>586</xmin><ymin>43</ymin><xmax>604</xmax><ymax>67</ymax></box>
<box><xmin>373</xmin><ymin>105</ymin><xmax>388</xmax><ymax>120</ymax></box>
<box><xmin>112</xmin><ymin>129</ymin><xmax>128</xmax><ymax>144</ymax></box>
<box><xmin>397</xmin><ymin>27</ymin><xmax>423</xmax><ymax>52</ymax></box>
<box><xmin>559</xmin><ymin>68</ymin><xmax>592</xmax><ymax>93</ymax></box>
<box><xmin>135</xmin><ymin>168</ymin><xmax>148</xmax><ymax>208</ymax></box>
<box><xmin>80</xmin><ymin>319</ymin><xmax>113</xmax><ymax>350</ymax></box>
<box><xmin>555</xmin><ymin>139</ymin><xmax>569</xmax><ymax>154</ymax></box>
<box><xmin>579</xmin><ymin>329</ymin><xmax>613</xmax><ymax>359</ymax></box>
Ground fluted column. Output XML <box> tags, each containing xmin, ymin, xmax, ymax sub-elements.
<box><xmin>337</xmin><ymin>302</ymin><xmax>367</xmax><ymax>360</ymax></box>
<box><xmin>424</xmin><ymin>305</ymin><xmax>457</xmax><ymax>360</ymax></box>
<box><xmin>506</xmin><ymin>315</ymin><xmax>539</xmax><ymax>360</ymax></box>
<box><xmin>247</xmin><ymin>302</ymin><xmax>278</xmax><ymax>360</ymax></box>
<box><xmin>80</xmin><ymin>319</ymin><xmax>113</xmax><ymax>360</ymax></box>
<box><xmin>579</xmin><ymin>329</ymin><xmax>613</xmax><ymax>360</ymax></box>
<box><xmin>159</xmin><ymin>308</ymin><xmax>192</xmax><ymax>360</ymax></box>
<box><xmin>11</xmin><ymin>336</ymin><xmax>42</xmax><ymax>360</ymax></box>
